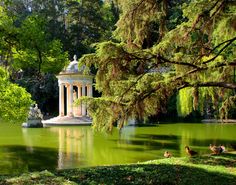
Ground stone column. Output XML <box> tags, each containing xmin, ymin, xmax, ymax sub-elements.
<box><xmin>78</xmin><ymin>84</ymin><xmax>82</xmax><ymax>97</ymax></box>
<box><xmin>82</xmin><ymin>83</ymin><xmax>86</xmax><ymax>116</ymax></box>
<box><xmin>59</xmin><ymin>83</ymin><xmax>65</xmax><ymax>116</ymax></box>
<box><xmin>66</xmin><ymin>83</ymin><xmax>74</xmax><ymax>117</ymax></box>
<box><xmin>66</xmin><ymin>84</ymin><xmax>70</xmax><ymax>116</ymax></box>
<box><xmin>88</xmin><ymin>84</ymin><xmax>93</xmax><ymax>97</ymax></box>
<box><xmin>77</xmin><ymin>84</ymin><xmax>82</xmax><ymax>116</ymax></box>
<box><xmin>69</xmin><ymin>83</ymin><xmax>74</xmax><ymax>117</ymax></box>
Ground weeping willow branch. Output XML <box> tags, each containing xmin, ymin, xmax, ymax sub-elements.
<box><xmin>114</xmin><ymin>49</ymin><xmax>236</xmax><ymax>106</ymax></box>
<box><xmin>203</xmin><ymin>36</ymin><xmax>236</xmax><ymax>64</ymax></box>
<box><xmin>220</xmin><ymin>95</ymin><xmax>236</xmax><ymax>120</ymax></box>
<box><xmin>209</xmin><ymin>36</ymin><xmax>236</xmax><ymax>54</ymax></box>
<box><xmin>155</xmin><ymin>37</ymin><xmax>236</xmax><ymax>67</ymax></box>
<box><xmin>178</xmin><ymin>81</ymin><xmax>236</xmax><ymax>90</ymax></box>
<box><xmin>156</xmin><ymin>54</ymin><xmax>200</xmax><ymax>68</ymax></box>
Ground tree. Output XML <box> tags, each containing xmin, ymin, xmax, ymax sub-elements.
<box><xmin>78</xmin><ymin>0</ymin><xmax>236</xmax><ymax>131</ymax></box>
<box><xmin>0</xmin><ymin>67</ymin><xmax>33</xmax><ymax>122</ymax></box>
<box><xmin>11</xmin><ymin>15</ymin><xmax>68</xmax><ymax>75</ymax></box>
<box><xmin>65</xmin><ymin>0</ymin><xmax>117</xmax><ymax>57</ymax></box>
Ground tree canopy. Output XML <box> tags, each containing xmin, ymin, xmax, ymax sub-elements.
<box><xmin>0</xmin><ymin>66</ymin><xmax>32</xmax><ymax>121</ymax></box>
<box><xmin>78</xmin><ymin>0</ymin><xmax>236</xmax><ymax>131</ymax></box>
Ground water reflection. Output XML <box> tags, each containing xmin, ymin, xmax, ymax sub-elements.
<box><xmin>52</xmin><ymin>127</ymin><xmax>93</xmax><ymax>169</ymax></box>
<box><xmin>45</xmin><ymin>124</ymin><xmax>236</xmax><ymax>170</ymax></box>
<box><xmin>0</xmin><ymin>123</ymin><xmax>236</xmax><ymax>174</ymax></box>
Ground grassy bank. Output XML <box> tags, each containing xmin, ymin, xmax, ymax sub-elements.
<box><xmin>0</xmin><ymin>152</ymin><xmax>236</xmax><ymax>185</ymax></box>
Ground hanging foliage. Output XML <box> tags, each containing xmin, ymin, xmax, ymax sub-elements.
<box><xmin>78</xmin><ymin>0</ymin><xmax>236</xmax><ymax>130</ymax></box>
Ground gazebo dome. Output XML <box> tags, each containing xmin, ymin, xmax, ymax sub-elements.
<box><xmin>62</xmin><ymin>55</ymin><xmax>87</xmax><ymax>74</ymax></box>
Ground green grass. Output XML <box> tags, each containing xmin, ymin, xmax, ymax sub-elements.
<box><xmin>0</xmin><ymin>152</ymin><xmax>236</xmax><ymax>185</ymax></box>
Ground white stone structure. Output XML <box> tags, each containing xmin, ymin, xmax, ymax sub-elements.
<box><xmin>22</xmin><ymin>104</ymin><xmax>44</xmax><ymax>128</ymax></box>
<box><xmin>43</xmin><ymin>55</ymin><xmax>93</xmax><ymax>126</ymax></box>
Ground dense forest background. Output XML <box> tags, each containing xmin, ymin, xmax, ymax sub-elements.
<box><xmin>0</xmin><ymin>0</ymin><xmax>236</xmax><ymax>129</ymax></box>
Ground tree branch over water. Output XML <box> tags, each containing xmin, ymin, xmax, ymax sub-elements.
<box><xmin>178</xmin><ymin>82</ymin><xmax>236</xmax><ymax>90</ymax></box>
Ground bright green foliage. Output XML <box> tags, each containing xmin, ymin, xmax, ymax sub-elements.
<box><xmin>0</xmin><ymin>67</ymin><xmax>32</xmax><ymax>122</ymax></box>
<box><xmin>0</xmin><ymin>3</ymin><xmax>69</xmax><ymax>74</ymax></box>
<box><xmin>12</xmin><ymin>15</ymin><xmax>69</xmax><ymax>74</ymax></box>
<box><xmin>79</xmin><ymin>0</ymin><xmax>236</xmax><ymax>130</ymax></box>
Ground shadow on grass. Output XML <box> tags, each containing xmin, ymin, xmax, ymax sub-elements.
<box><xmin>188</xmin><ymin>153</ymin><xmax>236</xmax><ymax>167</ymax></box>
<box><xmin>56</xmin><ymin>163</ymin><xmax>236</xmax><ymax>185</ymax></box>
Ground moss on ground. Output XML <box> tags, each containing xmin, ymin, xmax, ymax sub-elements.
<box><xmin>0</xmin><ymin>152</ymin><xmax>236</xmax><ymax>185</ymax></box>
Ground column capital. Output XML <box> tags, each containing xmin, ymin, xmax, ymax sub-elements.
<box><xmin>75</xmin><ymin>83</ymin><xmax>82</xmax><ymax>87</ymax></box>
<box><xmin>65</xmin><ymin>82</ymin><xmax>72</xmax><ymax>88</ymax></box>
<box><xmin>58</xmin><ymin>81</ymin><xmax>65</xmax><ymax>86</ymax></box>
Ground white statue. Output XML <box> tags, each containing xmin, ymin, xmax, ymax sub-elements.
<box><xmin>22</xmin><ymin>104</ymin><xmax>44</xmax><ymax>128</ymax></box>
<box><xmin>73</xmin><ymin>90</ymin><xmax>77</xmax><ymax>102</ymax></box>
<box><xmin>28</xmin><ymin>104</ymin><xmax>43</xmax><ymax>120</ymax></box>
<box><xmin>28</xmin><ymin>105</ymin><xmax>36</xmax><ymax>119</ymax></box>
<box><xmin>34</xmin><ymin>104</ymin><xmax>43</xmax><ymax>119</ymax></box>
<box><xmin>66</xmin><ymin>55</ymin><xmax>79</xmax><ymax>72</ymax></box>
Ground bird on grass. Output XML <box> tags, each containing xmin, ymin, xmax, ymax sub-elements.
<box><xmin>209</xmin><ymin>144</ymin><xmax>225</xmax><ymax>154</ymax></box>
<box><xmin>220</xmin><ymin>145</ymin><xmax>226</xmax><ymax>152</ymax></box>
<box><xmin>185</xmin><ymin>146</ymin><xmax>198</xmax><ymax>157</ymax></box>
<box><xmin>164</xmin><ymin>151</ymin><xmax>172</xmax><ymax>158</ymax></box>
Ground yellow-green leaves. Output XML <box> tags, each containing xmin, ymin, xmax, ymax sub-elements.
<box><xmin>0</xmin><ymin>67</ymin><xmax>33</xmax><ymax>122</ymax></box>
<box><xmin>177</xmin><ymin>87</ymin><xmax>193</xmax><ymax>117</ymax></box>
<box><xmin>11</xmin><ymin>15</ymin><xmax>68</xmax><ymax>74</ymax></box>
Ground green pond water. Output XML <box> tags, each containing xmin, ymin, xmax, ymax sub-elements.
<box><xmin>0</xmin><ymin>122</ymin><xmax>236</xmax><ymax>174</ymax></box>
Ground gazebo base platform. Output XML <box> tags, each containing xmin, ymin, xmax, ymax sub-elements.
<box><xmin>42</xmin><ymin>116</ymin><xmax>92</xmax><ymax>126</ymax></box>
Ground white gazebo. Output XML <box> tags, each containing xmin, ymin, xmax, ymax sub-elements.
<box><xmin>43</xmin><ymin>55</ymin><xmax>93</xmax><ymax>126</ymax></box>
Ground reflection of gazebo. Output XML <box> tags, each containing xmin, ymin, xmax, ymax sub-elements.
<box><xmin>43</xmin><ymin>55</ymin><xmax>93</xmax><ymax>126</ymax></box>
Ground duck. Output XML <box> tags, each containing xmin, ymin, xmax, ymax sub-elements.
<box><xmin>220</xmin><ymin>145</ymin><xmax>226</xmax><ymax>152</ymax></box>
<box><xmin>185</xmin><ymin>146</ymin><xmax>198</xmax><ymax>156</ymax></box>
<box><xmin>209</xmin><ymin>144</ymin><xmax>223</xmax><ymax>154</ymax></box>
<box><xmin>164</xmin><ymin>151</ymin><xmax>172</xmax><ymax>158</ymax></box>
